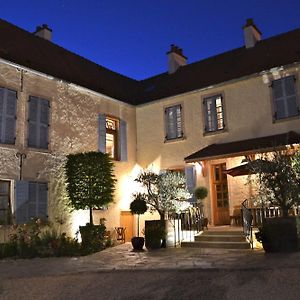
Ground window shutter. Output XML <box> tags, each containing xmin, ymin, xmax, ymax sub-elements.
<box><xmin>185</xmin><ymin>165</ymin><xmax>196</xmax><ymax>203</ymax></box>
<box><xmin>119</xmin><ymin>119</ymin><xmax>128</xmax><ymax>161</ymax></box>
<box><xmin>28</xmin><ymin>97</ymin><xmax>49</xmax><ymax>149</ymax></box>
<box><xmin>273</xmin><ymin>79</ymin><xmax>286</xmax><ymax>119</ymax></box>
<box><xmin>28</xmin><ymin>181</ymin><xmax>37</xmax><ymax>219</ymax></box>
<box><xmin>203</xmin><ymin>100</ymin><xmax>209</xmax><ymax>132</ymax></box>
<box><xmin>15</xmin><ymin>180</ymin><xmax>29</xmax><ymax>224</ymax></box>
<box><xmin>0</xmin><ymin>88</ymin><xmax>17</xmax><ymax>144</ymax></box>
<box><xmin>98</xmin><ymin>114</ymin><xmax>106</xmax><ymax>153</ymax></box>
<box><xmin>39</xmin><ymin>99</ymin><xmax>49</xmax><ymax>149</ymax></box>
<box><xmin>28</xmin><ymin>97</ymin><xmax>38</xmax><ymax>147</ymax></box>
<box><xmin>37</xmin><ymin>182</ymin><xmax>48</xmax><ymax>219</ymax></box>
<box><xmin>284</xmin><ymin>77</ymin><xmax>298</xmax><ymax>117</ymax></box>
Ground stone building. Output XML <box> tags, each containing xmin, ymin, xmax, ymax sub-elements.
<box><xmin>0</xmin><ymin>19</ymin><xmax>299</xmax><ymax>239</ymax></box>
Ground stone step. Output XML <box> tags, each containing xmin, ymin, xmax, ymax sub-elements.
<box><xmin>202</xmin><ymin>230</ymin><xmax>244</xmax><ymax>236</ymax></box>
<box><xmin>181</xmin><ymin>241</ymin><xmax>251</xmax><ymax>249</ymax></box>
<box><xmin>195</xmin><ymin>234</ymin><xmax>246</xmax><ymax>242</ymax></box>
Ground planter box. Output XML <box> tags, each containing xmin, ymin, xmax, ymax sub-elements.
<box><xmin>262</xmin><ymin>217</ymin><xmax>300</xmax><ymax>252</ymax></box>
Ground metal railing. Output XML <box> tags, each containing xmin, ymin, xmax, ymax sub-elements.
<box><xmin>242</xmin><ymin>199</ymin><xmax>253</xmax><ymax>249</ymax></box>
<box><xmin>167</xmin><ymin>206</ymin><xmax>204</xmax><ymax>246</ymax></box>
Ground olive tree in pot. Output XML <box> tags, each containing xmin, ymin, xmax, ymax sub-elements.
<box><xmin>248</xmin><ymin>150</ymin><xmax>300</xmax><ymax>252</ymax></box>
<box><xmin>135</xmin><ymin>170</ymin><xmax>191</xmax><ymax>248</ymax></box>
<box><xmin>65</xmin><ymin>151</ymin><xmax>116</xmax><ymax>252</ymax></box>
<box><xmin>130</xmin><ymin>193</ymin><xmax>147</xmax><ymax>250</ymax></box>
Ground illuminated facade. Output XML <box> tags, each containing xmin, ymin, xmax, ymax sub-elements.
<box><xmin>0</xmin><ymin>19</ymin><xmax>300</xmax><ymax>239</ymax></box>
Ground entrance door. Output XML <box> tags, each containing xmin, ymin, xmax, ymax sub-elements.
<box><xmin>120</xmin><ymin>211</ymin><xmax>134</xmax><ymax>242</ymax></box>
<box><xmin>211</xmin><ymin>163</ymin><xmax>230</xmax><ymax>225</ymax></box>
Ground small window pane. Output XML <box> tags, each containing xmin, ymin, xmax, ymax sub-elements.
<box><xmin>106</xmin><ymin>133</ymin><xmax>115</xmax><ymax>158</ymax></box>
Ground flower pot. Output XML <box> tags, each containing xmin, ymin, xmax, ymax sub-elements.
<box><xmin>131</xmin><ymin>237</ymin><xmax>144</xmax><ymax>250</ymax></box>
<box><xmin>262</xmin><ymin>217</ymin><xmax>300</xmax><ymax>253</ymax></box>
<box><xmin>145</xmin><ymin>238</ymin><xmax>162</xmax><ymax>250</ymax></box>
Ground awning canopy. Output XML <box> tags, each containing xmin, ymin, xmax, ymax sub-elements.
<box><xmin>224</xmin><ymin>163</ymin><xmax>252</xmax><ymax>177</ymax></box>
<box><xmin>184</xmin><ymin>131</ymin><xmax>300</xmax><ymax>162</ymax></box>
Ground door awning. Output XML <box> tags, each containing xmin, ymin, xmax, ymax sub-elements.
<box><xmin>184</xmin><ymin>131</ymin><xmax>300</xmax><ymax>162</ymax></box>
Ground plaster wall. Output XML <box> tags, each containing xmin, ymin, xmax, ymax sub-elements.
<box><xmin>0</xmin><ymin>61</ymin><xmax>138</xmax><ymax>236</ymax></box>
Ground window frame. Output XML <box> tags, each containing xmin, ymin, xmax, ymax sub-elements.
<box><xmin>203</xmin><ymin>94</ymin><xmax>225</xmax><ymax>134</ymax></box>
<box><xmin>271</xmin><ymin>75</ymin><xmax>300</xmax><ymax>121</ymax></box>
<box><xmin>164</xmin><ymin>103</ymin><xmax>184</xmax><ymax>142</ymax></box>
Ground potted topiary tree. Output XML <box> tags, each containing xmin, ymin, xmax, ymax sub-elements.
<box><xmin>194</xmin><ymin>186</ymin><xmax>208</xmax><ymax>229</ymax></box>
<box><xmin>130</xmin><ymin>193</ymin><xmax>147</xmax><ymax>250</ymax></box>
<box><xmin>65</xmin><ymin>151</ymin><xmax>116</xmax><ymax>252</ymax></box>
<box><xmin>248</xmin><ymin>150</ymin><xmax>300</xmax><ymax>252</ymax></box>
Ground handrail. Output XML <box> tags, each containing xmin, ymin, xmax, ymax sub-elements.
<box><xmin>242</xmin><ymin>199</ymin><xmax>253</xmax><ymax>249</ymax></box>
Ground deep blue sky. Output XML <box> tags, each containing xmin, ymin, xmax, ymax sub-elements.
<box><xmin>1</xmin><ymin>0</ymin><xmax>300</xmax><ymax>80</ymax></box>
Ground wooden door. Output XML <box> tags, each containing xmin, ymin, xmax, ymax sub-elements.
<box><xmin>211</xmin><ymin>163</ymin><xmax>230</xmax><ymax>225</ymax></box>
<box><xmin>120</xmin><ymin>211</ymin><xmax>134</xmax><ymax>242</ymax></box>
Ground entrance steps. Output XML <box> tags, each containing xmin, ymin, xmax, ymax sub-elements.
<box><xmin>181</xmin><ymin>229</ymin><xmax>251</xmax><ymax>249</ymax></box>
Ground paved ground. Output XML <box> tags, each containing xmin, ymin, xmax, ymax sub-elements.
<box><xmin>1</xmin><ymin>243</ymin><xmax>300</xmax><ymax>299</ymax></box>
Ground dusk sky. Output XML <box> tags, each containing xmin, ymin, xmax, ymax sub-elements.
<box><xmin>1</xmin><ymin>0</ymin><xmax>300</xmax><ymax>80</ymax></box>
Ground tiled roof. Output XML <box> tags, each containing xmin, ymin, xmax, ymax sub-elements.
<box><xmin>184</xmin><ymin>131</ymin><xmax>300</xmax><ymax>162</ymax></box>
<box><xmin>1</xmin><ymin>19</ymin><xmax>300</xmax><ymax>105</ymax></box>
<box><xmin>140</xmin><ymin>28</ymin><xmax>300</xmax><ymax>104</ymax></box>
<box><xmin>0</xmin><ymin>19</ymin><xmax>140</xmax><ymax>105</ymax></box>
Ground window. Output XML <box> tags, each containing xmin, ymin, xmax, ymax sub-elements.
<box><xmin>272</xmin><ymin>76</ymin><xmax>299</xmax><ymax>120</ymax></box>
<box><xmin>28</xmin><ymin>96</ymin><xmax>50</xmax><ymax>149</ymax></box>
<box><xmin>15</xmin><ymin>181</ymin><xmax>48</xmax><ymax>224</ymax></box>
<box><xmin>0</xmin><ymin>87</ymin><xmax>17</xmax><ymax>144</ymax></box>
<box><xmin>165</xmin><ymin>104</ymin><xmax>183</xmax><ymax>140</ymax></box>
<box><xmin>98</xmin><ymin>114</ymin><xmax>127</xmax><ymax>161</ymax></box>
<box><xmin>0</xmin><ymin>180</ymin><xmax>12</xmax><ymax>225</ymax></box>
<box><xmin>203</xmin><ymin>95</ymin><xmax>224</xmax><ymax>133</ymax></box>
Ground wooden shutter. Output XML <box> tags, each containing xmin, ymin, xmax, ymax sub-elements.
<box><xmin>15</xmin><ymin>180</ymin><xmax>29</xmax><ymax>224</ymax></box>
<box><xmin>284</xmin><ymin>76</ymin><xmax>298</xmax><ymax>117</ymax></box>
<box><xmin>98</xmin><ymin>114</ymin><xmax>106</xmax><ymax>153</ymax></box>
<box><xmin>185</xmin><ymin>165</ymin><xmax>196</xmax><ymax>203</ymax></box>
<box><xmin>28</xmin><ymin>97</ymin><xmax>49</xmax><ymax>149</ymax></box>
<box><xmin>0</xmin><ymin>88</ymin><xmax>17</xmax><ymax>144</ymax></box>
<box><xmin>37</xmin><ymin>182</ymin><xmax>48</xmax><ymax>219</ymax></box>
<box><xmin>39</xmin><ymin>99</ymin><xmax>50</xmax><ymax>149</ymax></box>
<box><xmin>28</xmin><ymin>181</ymin><xmax>37</xmax><ymax>219</ymax></box>
<box><xmin>119</xmin><ymin>119</ymin><xmax>128</xmax><ymax>161</ymax></box>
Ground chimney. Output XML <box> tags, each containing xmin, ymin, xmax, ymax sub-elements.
<box><xmin>34</xmin><ymin>24</ymin><xmax>52</xmax><ymax>41</ymax></box>
<box><xmin>167</xmin><ymin>44</ymin><xmax>187</xmax><ymax>74</ymax></box>
<box><xmin>243</xmin><ymin>18</ymin><xmax>262</xmax><ymax>48</ymax></box>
